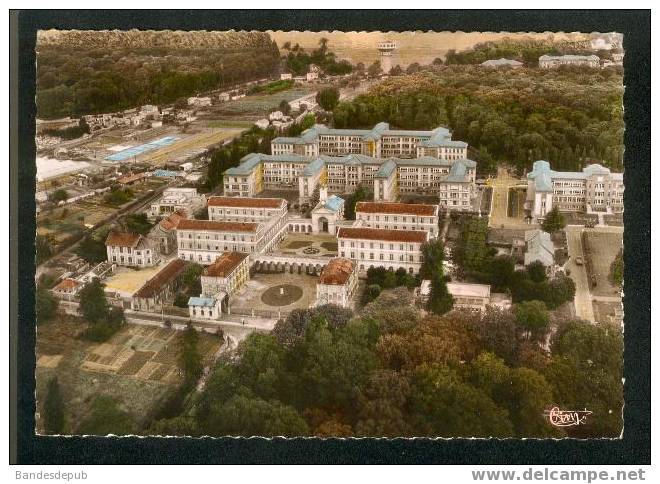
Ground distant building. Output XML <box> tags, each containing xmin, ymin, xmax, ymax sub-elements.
<box><xmin>255</xmin><ymin>118</ymin><xmax>270</xmax><ymax>130</ymax></box>
<box><xmin>481</xmin><ymin>58</ymin><xmax>523</xmax><ymax>68</ymax></box>
<box><xmin>316</xmin><ymin>258</ymin><xmax>358</xmax><ymax>308</ymax></box>
<box><xmin>538</xmin><ymin>54</ymin><xmax>600</xmax><ymax>69</ymax></box>
<box><xmin>147</xmin><ymin>187</ymin><xmax>206</xmax><ymax>220</ymax></box>
<box><xmin>356</xmin><ymin>201</ymin><xmax>439</xmax><ymax>238</ymax></box>
<box><xmin>271</xmin><ymin>122</ymin><xmax>468</xmax><ymax>159</ymax></box>
<box><xmin>176</xmin><ymin>218</ymin><xmax>283</xmax><ymax>263</ymax></box>
<box><xmin>218</xmin><ymin>92</ymin><xmax>231</xmax><ymax>102</ymax></box>
<box><xmin>51</xmin><ymin>278</ymin><xmax>82</xmax><ymax>300</ymax></box>
<box><xmin>131</xmin><ymin>258</ymin><xmax>188</xmax><ymax>312</ymax></box>
<box><xmin>280</xmin><ymin>73</ymin><xmax>293</xmax><ymax>80</ymax></box>
<box><xmin>524</xmin><ymin>229</ymin><xmax>555</xmax><ymax>267</ymax></box>
<box><xmin>337</xmin><ymin>227</ymin><xmax>429</xmax><ymax>273</ymax></box>
<box><xmin>116</xmin><ymin>172</ymin><xmax>147</xmax><ymax>186</ymax></box>
<box><xmin>187</xmin><ymin>96</ymin><xmax>212</xmax><ymax>107</ymax></box>
<box><xmin>148</xmin><ymin>211</ymin><xmax>185</xmax><ymax>256</ymax></box>
<box><xmin>311</xmin><ymin>189</ymin><xmax>345</xmax><ymax>234</ymax></box>
<box><xmin>200</xmin><ymin>251</ymin><xmax>250</xmax><ymax>298</ymax></box>
<box><xmin>188</xmin><ymin>295</ymin><xmax>224</xmax><ymax>320</ymax></box>
<box><xmin>446</xmin><ymin>282</ymin><xmax>491</xmax><ymax>312</ymax></box>
<box><xmin>106</xmin><ymin>232</ymin><xmax>159</xmax><ymax>268</ymax></box>
<box><xmin>525</xmin><ymin>160</ymin><xmax>624</xmax><ymax>220</ymax></box>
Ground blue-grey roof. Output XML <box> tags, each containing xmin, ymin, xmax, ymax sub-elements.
<box><xmin>153</xmin><ymin>169</ymin><xmax>181</xmax><ymax>177</ymax></box>
<box><xmin>445</xmin><ymin>160</ymin><xmax>472</xmax><ymax>183</ymax></box>
<box><xmin>302</xmin><ymin>157</ymin><xmax>325</xmax><ymax>176</ymax></box>
<box><xmin>481</xmin><ymin>58</ymin><xmax>524</xmax><ymax>67</ymax></box>
<box><xmin>524</xmin><ymin>229</ymin><xmax>554</xmax><ymax>267</ymax></box>
<box><xmin>325</xmin><ymin>195</ymin><xmax>345</xmax><ymax>212</ymax></box>
<box><xmin>188</xmin><ymin>296</ymin><xmax>216</xmax><ymax>307</ymax></box>
<box><xmin>272</xmin><ymin>136</ymin><xmax>304</xmax><ymax>145</ymax></box>
<box><xmin>527</xmin><ymin>160</ymin><xmax>620</xmax><ymax>191</ymax></box>
<box><xmin>374</xmin><ymin>159</ymin><xmax>397</xmax><ymax>178</ymax></box>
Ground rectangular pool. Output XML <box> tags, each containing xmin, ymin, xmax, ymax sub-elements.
<box><xmin>105</xmin><ymin>136</ymin><xmax>178</xmax><ymax>161</ymax></box>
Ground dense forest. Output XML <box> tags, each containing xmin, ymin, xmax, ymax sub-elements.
<box><xmin>147</xmin><ymin>291</ymin><xmax>623</xmax><ymax>438</ymax></box>
<box><xmin>443</xmin><ymin>37</ymin><xmax>619</xmax><ymax>66</ymax></box>
<box><xmin>36</xmin><ymin>30</ymin><xmax>281</xmax><ymax>119</ymax></box>
<box><xmin>281</xmin><ymin>38</ymin><xmax>353</xmax><ymax>76</ymax></box>
<box><xmin>333</xmin><ymin>66</ymin><xmax>624</xmax><ymax>174</ymax></box>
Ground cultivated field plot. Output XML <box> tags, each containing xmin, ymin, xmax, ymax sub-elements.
<box><xmin>217</xmin><ymin>88</ymin><xmax>315</xmax><ymax>115</ymax></box>
<box><xmin>36</xmin><ymin>318</ymin><xmax>222</xmax><ymax>434</ymax></box>
<box><xmin>38</xmin><ymin>202</ymin><xmax>117</xmax><ymax>244</ymax></box>
<box><xmin>583</xmin><ymin>230</ymin><xmax>623</xmax><ymax>297</ymax></box>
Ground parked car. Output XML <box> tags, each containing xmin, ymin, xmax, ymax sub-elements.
<box><xmin>575</xmin><ymin>256</ymin><xmax>584</xmax><ymax>266</ymax></box>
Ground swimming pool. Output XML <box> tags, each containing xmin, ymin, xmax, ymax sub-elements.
<box><xmin>105</xmin><ymin>136</ymin><xmax>178</xmax><ymax>161</ymax></box>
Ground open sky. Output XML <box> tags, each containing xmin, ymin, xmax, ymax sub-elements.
<box><xmin>268</xmin><ymin>31</ymin><xmax>619</xmax><ymax>67</ymax></box>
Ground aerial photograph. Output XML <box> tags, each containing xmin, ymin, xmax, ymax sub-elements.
<box><xmin>33</xmin><ymin>29</ymin><xmax>624</xmax><ymax>438</ymax></box>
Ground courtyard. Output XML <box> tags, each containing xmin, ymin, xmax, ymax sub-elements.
<box><xmin>272</xmin><ymin>233</ymin><xmax>338</xmax><ymax>258</ymax></box>
<box><xmin>230</xmin><ymin>272</ymin><xmax>319</xmax><ymax>317</ymax></box>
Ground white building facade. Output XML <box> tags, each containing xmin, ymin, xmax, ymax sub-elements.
<box><xmin>316</xmin><ymin>258</ymin><xmax>359</xmax><ymax>308</ymax></box>
<box><xmin>147</xmin><ymin>188</ymin><xmax>206</xmax><ymax>220</ymax></box>
<box><xmin>355</xmin><ymin>201</ymin><xmax>440</xmax><ymax>238</ymax></box>
<box><xmin>525</xmin><ymin>160</ymin><xmax>624</xmax><ymax>220</ymax></box>
<box><xmin>106</xmin><ymin>232</ymin><xmax>159</xmax><ymax>268</ymax></box>
<box><xmin>337</xmin><ymin>227</ymin><xmax>429</xmax><ymax>273</ymax></box>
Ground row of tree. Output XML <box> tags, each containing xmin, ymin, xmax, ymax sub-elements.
<box><xmin>146</xmin><ymin>290</ymin><xmax>622</xmax><ymax>438</ymax></box>
<box><xmin>281</xmin><ymin>38</ymin><xmax>353</xmax><ymax>77</ymax></box>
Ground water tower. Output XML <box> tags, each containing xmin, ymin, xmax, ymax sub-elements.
<box><xmin>378</xmin><ymin>40</ymin><xmax>397</xmax><ymax>74</ymax></box>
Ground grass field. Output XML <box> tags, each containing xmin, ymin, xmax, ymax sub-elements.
<box><xmin>138</xmin><ymin>129</ymin><xmax>242</xmax><ymax>165</ymax></box>
<box><xmin>36</xmin><ymin>317</ymin><xmax>222</xmax><ymax>434</ymax></box>
<box><xmin>218</xmin><ymin>88</ymin><xmax>315</xmax><ymax>115</ymax></box>
<box><xmin>583</xmin><ymin>230</ymin><xmax>623</xmax><ymax>297</ymax></box>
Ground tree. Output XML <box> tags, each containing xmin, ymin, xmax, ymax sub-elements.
<box><xmin>179</xmin><ymin>323</ymin><xmax>202</xmax><ymax>385</ymax></box>
<box><xmin>541</xmin><ymin>206</ymin><xmax>566</xmax><ymax>233</ymax></box>
<box><xmin>42</xmin><ymin>377</ymin><xmax>65</xmax><ymax>434</ymax></box>
<box><xmin>367</xmin><ymin>61</ymin><xmax>382</xmax><ymax>78</ymax></box>
<box><xmin>545</xmin><ymin>320</ymin><xmax>623</xmax><ymax>437</ymax></box>
<box><xmin>419</xmin><ymin>239</ymin><xmax>444</xmax><ymax>279</ymax></box>
<box><xmin>486</xmin><ymin>255</ymin><xmax>515</xmax><ymax>291</ymax></box>
<box><xmin>608</xmin><ymin>248</ymin><xmax>623</xmax><ymax>287</ymax></box>
<box><xmin>432</xmin><ymin>57</ymin><xmax>444</xmax><ymax>66</ymax></box>
<box><xmin>545</xmin><ymin>273</ymin><xmax>576</xmax><ymax>309</ymax></box>
<box><xmin>526</xmin><ymin>260</ymin><xmax>548</xmax><ymax>283</ymax></box>
<box><xmin>173</xmin><ymin>292</ymin><xmax>189</xmax><ymax>308</ymax></box>
<box><xmin>36</xmin><ymin>235</ymin><xmax>53</xmax><ymax>264</ymax></box>
<box><xmin>183</xmin><ymin>263</ymin><xmax>203</xmax><ymax>295</ymax></box>
<box><xmin>389</xmin><ymin>65</ymin><xmax>404</xmax><ymax>76</ymax></box>
<box><xmin>406</xmin><ymin>62</ymin><xmax>422</xmax><ymax>74</ymax></box>
<box><xmin>78</xmin><ymin>278</ymin><xmax>109</xmax><ymax>324</ymax></box>
<box><xmin>122</xmin><ymin>213</ymin><xmax>153</xmax><ymax>235</ymax></box>
<box><xmin>427</xmin><ymin>273</ymin><xmax>453</xmax><ymax>315</ymax></box>
<box><xmin>362</xmin><ymin>284</ymin><xmax>382</xmax><ymax>305</ymax></box>
<box><xmin>75</xmin><ymin>235</ymin><xmax>107</xmax><ymax>263</ymax></box>
<box><xmin>278</xmin><ymin>100</ymin><xmax>291</xmax><ymax>116</ymax></box>
<box><xmin>205</xmin><ymin>395</ymin><xmax>309</xmax><ymax>437</ymax></box>
<box><xmin>50</xmin><ymin>189</ymin><xmax>69</xmax><ymax>203</ymax></box>
<box><xmin>382</xmin><ymin>271</ymin><xmax>398</xmax><ymax>289</ymax></box>
<box><xmin>344</xmin><ymin>184</ymin><xmax>368</xmax><ymax>220</ymax></box>
<box><xmin>36</xmin><ymin>284</ymin><xmax>59</xmax><ymax>324</ymax></box>
<box><xmin>315</xmin><ymin>87</ymin><xmax>340</xmax><ymax>111</ymax></box>
<box><xmin>410</xmin><ymin>364</ymin><xmax>514</xmax><ymax>437</ymax></box>
<box><xmin>514</xmin><ymin>300</ymin><xmax>549</xmax><ymax>340</ymax></box>
<box><xmin>78</xmin><ymin>396</ymin><xmax>135</xmax><ymax>435</ymax></box>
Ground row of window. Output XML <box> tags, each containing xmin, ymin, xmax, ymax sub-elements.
<box><xmin>340</xmin><ymin>241</ymin><xmax>417</xmax><ymax>250</ymax></box>
<box><xmin>341</xmin><ymin>251</ymin><xmax>418</xmax><ymax>262</ymax></box>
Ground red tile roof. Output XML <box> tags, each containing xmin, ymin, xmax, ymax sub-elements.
<box><xmin>159</xmin><ymin>210</ymin><xmax>186</xmax><ymax>231</ymax></box>
<box><xmin>337</xmin><ymin>227</ymin><xmax>429</xmax><ymax>243</ymax></box>
<box><xmin>117</xmin><ymin>172</ymin><xmax>146</xmax><ymax>184</ymax></box>
<box><xmin>176</xmin><ymin>219</ymin><xmax>259</xmax><ymax>232</ymax></box>
<box><xmin>356</xmin><ymin>201</ymin><xmax>437</xmax><ymax>217</ymax></box>
<box><xmin>133</xmin><ymin>259</ymin><xmax>188</xmax><ymax>299</ymax></box>
<box><xmin>52</xmin><ymin>278</ymin><xmax>80</xmax><ymax>292</ymax></box>
<box><xmin>208</xmin><ymin>196</ymin><xmax>286</xmax><ymax>209</ymax></box>
<box><xmin>106</xmin><ymin>231</ymin><xmax>142</xmax><ymax>247</ymax></box>
<box><xmin>319</xmin><ymin>258</ymin><xmax>355</xmax><ymax>285</ymax></box>
<box><xmin>204</xmin><ymin>252</ymin><xmax>249</xmax><ymax>278</ymax></box>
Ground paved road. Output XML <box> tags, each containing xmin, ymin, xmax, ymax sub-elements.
<box><xmin>59</xmin><ymin>300</ymin><xmax>275</xmax><ymax>339</ymax></box>
<box><xmin>565</xmin><ymin>226</ymin><xmax>595</xmax><ymax>323</ymax></box>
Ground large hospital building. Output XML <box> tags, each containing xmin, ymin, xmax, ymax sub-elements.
<box><xmin>525</xmin><ymin>160</ymin><xmax>624</xmax><ymax>220</ymax></box>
